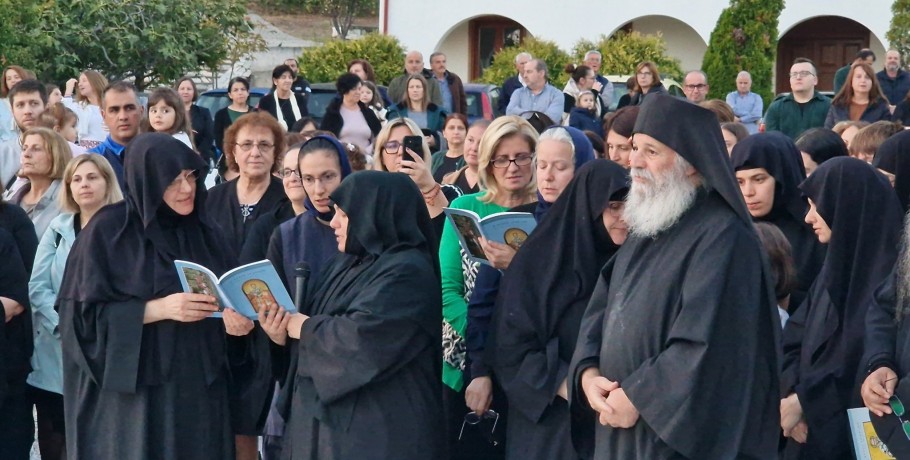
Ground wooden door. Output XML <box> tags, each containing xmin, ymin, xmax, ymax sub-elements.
<box><xmin>469</xmin><ymin>16</ymin><xmax>527</xmax><ymax>81</ymax></box>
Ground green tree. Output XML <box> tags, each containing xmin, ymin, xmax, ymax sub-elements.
<box><xmin>0</xmin><ymin>0</ymin><xmax>54</xmax><ymax>72</ymax></box>
<box><xmin>296</xmin><ymin>33</ymin><xmax>404</xmax><ymax>85</ymax></box>
<box><xmin>701</xmin><ymin>0</ymin><xmax>784</xmax><ymax>105</ymax></box>
<box><xmin>477</xmin><ymin>37</ymin><xmax>573</xmax><ymax>89</ymax></box>
<box><xmin>572</xmin><ymin>31</ymin><xmax>683</xmax><ymax>81</ymax></box>
<box><xmin>304</xmin><ymin>0</ymin><xmax>376</xmax><ymax>40</ymax></box>
<box><xmin>43</xmin><ymin>0</ymin><xmax>260</xmax><ymax>90</ymax></box>
<box><xmin>887</xmin><ymin>0</ymin><xmax>910</xmax><ymax>65</ymax></box>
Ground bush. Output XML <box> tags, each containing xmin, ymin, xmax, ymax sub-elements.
<box><xmin>477</xmin><ymin>36</ymin><xmax>574</xmax><ymax>89</ymax></box>
<box><xmin>887</xmin><ymin>0</ymin><xmax>910</xmax><ymax>67</ymax></box>
<box><xmin>702</xmin><ymin>0</ymin><xmax>784</xmax><ymax>106</ymax></box>
<box><xmin>297</xmin><ymin>33</ymin><xmax>405</xmax><ymax>85</ymax></box>
<box><xmin>572</xmin><ymin>31</ymin><xmax>683</xmax><ymax>80</ymax></box>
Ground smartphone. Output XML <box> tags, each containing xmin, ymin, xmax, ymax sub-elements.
<box><xmin>403</xmin><ymin>135</ymin><xmax>424</xmax><ymax>162</ymax></box>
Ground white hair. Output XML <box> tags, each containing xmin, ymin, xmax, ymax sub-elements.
<box><xmin>737</xmin><ymin>71</ymin><xmax>752</xmax><ymax>81</ymax></box>
<box><xmin>538</xmin><ymin>127</ymin><xmax>575</xmax><ymax>158</ymax></box>
<box><xmin>624</xmin><ymin>154</ymin><xmax>700</xmax><ymax>238</ymax></box>
<box><xmin>514</xmin><ymin>52</ymin><xmax>532</xmax><ymax>64</ymax></box>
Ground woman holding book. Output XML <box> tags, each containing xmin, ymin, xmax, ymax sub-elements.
<box><xmin>779</xmin><ymin>157</ymin><xmax>902</xmax><ymax>458</ymax></box>
<box><xmin>438</xmin><ymin>115</ymin><xmax>538</xmax><ymax>458</ymax></box>
<box><xmin>56</xmin><ymin>133</ymin><xmax>259</xmax><ymax>458</ymax></box>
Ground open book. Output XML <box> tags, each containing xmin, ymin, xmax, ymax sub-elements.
<box><xmin>175</xmin><ymin>259</ymin><xmax>296</xmax><ymax>320</ymax></box>
<box><xmin>444</xmin><ymin>208</ymin><xmax>537</xmax><ymax>266</ymax></box>
<box><xmin>848</xmin><ymin>407</ymin><xmax>896</xmax><ymax>459</ymax></box>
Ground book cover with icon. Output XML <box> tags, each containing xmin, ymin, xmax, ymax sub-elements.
<box><xmin>175</xmin><ymin>259</ymin><xmax>295</xmax><ymax>320</ymax></box>
<box><xmin>848</xmin><ymin>407</ymin><xmax>896</xmax><ymax>460</ymax></box>
<box><xmin>443</xmin><ymin>208</ymin><xmax>537</xmax><ymax>266</ymax></box>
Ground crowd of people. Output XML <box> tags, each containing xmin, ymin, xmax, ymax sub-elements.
<box><xmin>3</xmin><ymin>43</ymin><xmax>910</xmax><ymax>460</ymax></box>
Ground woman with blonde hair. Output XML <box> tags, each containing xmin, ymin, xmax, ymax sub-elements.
<box><xmin>4</xmin><ymin>127</ymin><xmax>73</xmax><ymax>237</ymax></box>
<box><xmin>373</xmin><ymin>116</ymin><xmax>451</xmax><ymax>228</ymax></box>
<box><xmin>27</xmin><ymin>154</ymin><xmax>122</xmax><ymax>460</ymax></box>
<box><xmin>62</xmin><ymin>70</ymin><xmax>109</xmax><ymax>144</ymax></box>
<box><xmin>437</xmin><ymin>115</ymin><xmax>537</xmax><ymax>457</ymax></box>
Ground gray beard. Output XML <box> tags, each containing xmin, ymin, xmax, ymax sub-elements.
<box><xmin>624</xmin><ymin>156</ymin><xmax>699</xmax><ymax>239</ymax></box>
<box><xmin>896</xmin><ymin>212</ymin><xmax>910</xmax><ymax>322</ymax></box>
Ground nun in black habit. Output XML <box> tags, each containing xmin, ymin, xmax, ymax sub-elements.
<box><xmin>780</xmin><ymin>156</ymin><xmax>903</xmax><ymax>459</ymax></box>
<box><xmin>279</xmin><ymin>171</ymin><xmax>444</xmax><ymax>460</ymax></box>
<box><xmin>0</xmin><ymin>227</ymin><xmax>34</xmax><ymax>459</ymax></box>
<box><xmin>486</xmin><ymin>160</ymin><xmax>628</xmax><ymax>460</ymax></box>
<box><xmin>568</xmin><ymin>95</ymin><xmax>781</xmax><ymax>459</ymax></box>
<box><xmin>873</xmin><ymin>129</ymin><xmax>910</xmax><ymax>212</ymax></box>
<box><xmin>731</xmin><ymin>132</ymin><xmax>826</xmax><ymax>310</ymax></box>
<box><xmin>57</xmin><ymin>133</ymin><xmax>257</xmax><ymax>458</ymax></box>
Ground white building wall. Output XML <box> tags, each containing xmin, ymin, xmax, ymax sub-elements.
<box><xmin>381</xmin><ymin>0</ymin><xmax>893</xmax><ymax>82</ymax></box>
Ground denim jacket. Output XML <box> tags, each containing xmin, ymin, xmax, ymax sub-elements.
<box><xmin>27</xmin><ymin>212</ymin><xmax>75</xmax><ymax>394</ymax></box>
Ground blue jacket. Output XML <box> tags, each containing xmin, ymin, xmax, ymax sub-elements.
<box><xmin>568</xmin><ymin>107</ymin><xmax>604</xmax><ymax>137</ymax></box>
<box><xmin>824</xmin><ymin>98</ymin><xmax>891</xmax><ymax>129</ymax></box>
<box><xmin>876</xmin><ymin>69</ymin><xmax>910</xmax><ymax>105</ymax></box>
<box><xmin>88</xmin><ymin>136</ymin><xmax>127</xmax><ymax>191</ymax></box>
<box><xmin>27</xmin><ymin>212</ymin><xmax>76</xmax><ymax>394</ymax></box>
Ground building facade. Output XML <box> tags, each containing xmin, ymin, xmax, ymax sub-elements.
<box><xmin>380</xmin><ymin>1</ymin><xmax>891</xmax><ymax>92</ymax></box>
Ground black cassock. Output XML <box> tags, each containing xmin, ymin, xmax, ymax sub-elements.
<box><xmin>569</xmin><ymin>95</ymin><xmax>781</xmax><ymax>459</ymax></box>
<box><xmin>781</xmin><ymin>157</ymin><xmax>903</xmax><ymax>459</ymax></box>
<box><xmin>58</xmin><ymin>134</ymin><xmax>256</xmax><ymax>459</ymax></box>
<box><xmin>487</xmin><ymin>160</ymin><xmax>627</xmax><ymax>460</ymax></box>
<box><xmin>280</xmin><ymin>171</ymin><xmax>444</xmax><ymax>460</ymax></box>
<box><xmin>206</xmin><ymin>175</ymin><xmax>291</xmax><ymax>253</ymax></box>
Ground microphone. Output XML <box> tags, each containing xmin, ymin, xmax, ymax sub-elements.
<box><xmin>294</xmin><ymin>262</ymin><xmax>311</xmax><ymax>312</ymax></box>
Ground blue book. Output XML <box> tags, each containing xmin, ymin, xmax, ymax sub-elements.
<box><xmin>443</xmin><ymin>208</ymin><xmax>537</xmax><ymax>266</ymax></box>
<box><xmin>174</xmin><ymin>259</ymin><xmax>296</xmax><ymax>320</ymax></box>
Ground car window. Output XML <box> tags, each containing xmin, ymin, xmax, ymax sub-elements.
<box><xmin>489</xmin><ymin>88</ymin><xmax>501</xmax><ymax>117</ymax></box>
<box><xmin>465</xmin><ymin>93</ymin><xmax>481</xmax><ymax>117</ymax></box>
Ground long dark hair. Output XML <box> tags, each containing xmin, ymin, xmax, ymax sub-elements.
<box><xmin>831</xmin><ymin>63</ymin><xmax>886</xmax><ymax>107</ymax></box>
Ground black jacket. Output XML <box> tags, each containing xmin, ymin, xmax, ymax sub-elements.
<box><xmin>319</xmin><ymin>99</ymin><xmax>382</xmax><ymax>139</ymax></box>
<box><xmin>213</xmin><ymin>106</ymin><xmax>255</xmax><ymax>153</ymax></box>
<box><xmin>189</xmin><ymin>105</ymin><xmax>214</xmax><ymax>163</ymax></box>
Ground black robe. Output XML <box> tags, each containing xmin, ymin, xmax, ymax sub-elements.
<box><xmin>0</xmin><ymin>227</ymin><xmax>32</xmax><ymax>459</ymax></box>
<box><xmin>873</xmin><ymin>130</ymin><xmax>910</xmax><ymax>212</ymax></box>
<box><xmin>569</xmin><ymin>95</ymin><xmax>781</xmax><ymax>459</ymax></box>
<box><xmin>281</xmin><ymin>171</ymin><xmax>444</xmax><ymax>460</ymax></box>
<box><xmin>732</xmin><ymin>132</ymin><xmax>826</xmax><ymax>308</ymax></box>
<box><xmin>487</xmin><ymin>160</ymin><xmax>628</xmax><ymax>460</ymax></box>
<box><xmin>57</xmin><ymin>134</ymin><xmax>250</xmax><ymax>459</ymax></box>
<box><xmin>781</xmin><ymin>157</ymin><xmax>903</xmax><ymax>459</ymax></box>
<box><xmin>863</xmin><ymin>271</ymin><xmax>910</xmax><ymax>458</ymax></box>
<box><xmin>206</xmin><ymin>175</ymin><xmax>291</xmax><ymax>255</ymax></box>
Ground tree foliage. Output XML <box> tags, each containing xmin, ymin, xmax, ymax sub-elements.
<box><xmin>304</xmin><ymin>0</ymin><xmax>375</xmax><ymax>40</ymax></box>
<box><xmin>887</xmin><ymin>0</ymin><xmax>910</xmax><ymax>65</ymax></box>
<box><xmin>572</xmin><ymin>32</ymin><xmax>683</xmax><ymax>80</ymax></box>
<box><xmin>477</xmin><ymin>37</ymin><xmax>573</xmax><ymax>89</ymax></box>
<box><xmin>0</xmin><ymin>0</ymin><xmax>53</xmax><ymax>71</ymax></box>
<box><xmin>296</xmin><ymin>33</ymin><xmax>404</xmax><ymax>85</ymax></box>
<box><xmin>701</xmin><ymin>0</ymin><xmax>784</xmax><ymax>105</ymax></box>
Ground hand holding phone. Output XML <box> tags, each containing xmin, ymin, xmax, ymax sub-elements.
<box><xmin>403</xmin><ymin>135</ymin><xmax>424</xmax><ymax>163</ymax></box>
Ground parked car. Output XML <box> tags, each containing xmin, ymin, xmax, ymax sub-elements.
<box><xmin>307</xmin><ymin>82</ymin><xmax>340</xmax><ymax>125</ymax></box>
<box><xmin>463</xmin><ymin>83</ymin><xmax>501</xmax><ymax>124</ymax></box>
<box><xmin>196</xmin><ymin>87</ymin><xmax>270</xmax><ymax>121</ymax></box>
<box><xmin>604</xmin><ymin>75</ymin><xmax>684</xmax><ymax>112</ymax></box>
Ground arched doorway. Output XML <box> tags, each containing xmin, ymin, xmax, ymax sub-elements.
<box><xmin>777</xmin><ymin>16</ymin><xmax>886</xmax><ymax>93</ymax></box>
<box><xmin>468</xmin><ymin>15</ymin><xmax>529</xmax><ymax>80</ymax></box>
<box><xmin>613</xmin><ymin>15</ymin><xmax>708</xmax><ymax>74</ymax></box>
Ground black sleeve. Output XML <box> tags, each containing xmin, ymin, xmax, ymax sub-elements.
<box><xmin>0</xmin><ymin>230</ymin><xmax>32</xmax><ymax>387</ymax></box>
<box><xmin>296</xmin><ymin>93</ymin><xmax>309</xmax><ymax>117</ymax></box>
<box><xmin>193</xmin><ymin>106</ymin><xmax>215</xmax><ymax>164</ymax></box>
<box><xmin>1</xmin><ymin>205</ymin><xmax>38</xmax><ymax>273</ymax></box>
<box><xmin>265</xmin><ymin>227</ymin><xmax>288</xmax><ymax>291</ymax></box>
<box><xmin>863</xmin><ymin>273</ymin><xmax>898</xmax><ymax>374</ymax></box>
<box><xmin>213</xmin><ymin>109</ymin><xmax>228</xmax><ymax>153</ymax></box>
<box><xmin>465</xmin><ymin>265</ymin><xmax>501</xmax><ymax>380</ymax></box>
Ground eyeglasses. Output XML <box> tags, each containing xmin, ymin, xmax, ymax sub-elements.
<box><xmin>459</xmin><ymin>410</ymin><xmax>499</xmax><ymax>446</ymax></box>
<box><xmin>167</xmin><ymin>169</ymin><xmax>199</xmax><ymax>189</ymax></box>
<box><xmin>491</xmin><ymin>154</ymin><xmax>533</xmax><ymax>169</ymax></box>
<box><xmin>235</xmin><ymin>142</ymin><xmax>275</xmax><ymax>154</ymax></box>
<box><xmin>789</xmin><ymin>71</ymin><xmax>815</xmax><ymax>79</ymax></box>
<box><xmin>684</xmin><ymin>84</ymin><xmax>708</xmax><ymax>91</ymax></box>
<box><xmin>279</xmin><ymin>168</ymin><xmax>299</xmax><ymax>179</ymax></box>
<box><xmin>383</xmin><ymin>140</ymin><xmax>402</xmax><ymax>154</ymax></box>
<box><xmin>889</xmin><ymin>393</ymin><xmax>910</xmax><ymax>440</ymax></box>
<box><xmin>299</xmin><ymin>172</ymin><xmax>339</xmax><ymax>187</ymax></box>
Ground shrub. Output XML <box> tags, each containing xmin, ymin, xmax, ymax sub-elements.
<box><xmin>887</xmin><ymin>0</ymin><xmax>910</xmax><ymax>66</ymax></box>
<box><xmin>297</xmin><ymin>33</ymin><xmax>405</xmax><ymax>85</ymax></box>
<box><xmin>701</xmin><ymin>0</ymin><xmax>784</xmax><ymax>106</ymax></box>
<box><xmin>477</xmin><ymin>36</ymin><xmax>574</xmax><ymax>89</ymax></box>
<box><xmin>572</xmin><ymin>31</ymin><xmax>683</xmax><ymax>80</ymax></box>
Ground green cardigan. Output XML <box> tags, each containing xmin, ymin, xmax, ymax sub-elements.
<box><xmin>439</xmin><ymin>192</ymin><xmax>507</xmax><ymax>391</ymax></box>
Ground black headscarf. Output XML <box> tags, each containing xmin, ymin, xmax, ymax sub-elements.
<box><xmin>731</xmin><ymin>132</ymin><xmax>808</xmax><ymax>223</ymax></box>
<box><xmin>799</xmin><ymin>156</ymin><xmax>903</xmax><ymax>315</ymax></box>
<box><xmin>59</xmin><ymin>133</ymin><xmax>235</xmax><ymax>302</ymax></box>
<box><xmin>329</xmin><ymin>171</ymin><xmax>438</xmax><ymax>274</ymax></box>
<box><xmin>873</xmin><ymin>129</ymin><xmax>910</xmax><ymax>212</ymax></box>
<box><xmin>633</xmin><ymin>94</ymin><xmax>751</xmax><ymax>226</ymax></box>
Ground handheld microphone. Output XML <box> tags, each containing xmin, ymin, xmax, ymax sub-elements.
<box><xmin>294</xmin><ymin>262</ymin><xmax>311</xmax><ymax>312</ymax></box>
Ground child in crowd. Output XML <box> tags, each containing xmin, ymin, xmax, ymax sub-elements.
<box><xmin>754</xmin><ymin>221</ymin><xmax>797</xmax><ymax>329</ymax></box>
<box><xmin>141</xmin><ymin>87</ymin><xmax>194</xmax><ymax>149</ymax></box>
<box><xmin>568</xmin><ymin>90</ymin><xmax>603</xmax><ymax>137</ymax></box>
<box><xmin>38</xmin><ymin>103</ymin><xmax>86</xmax><ymax>155</ymax></box>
